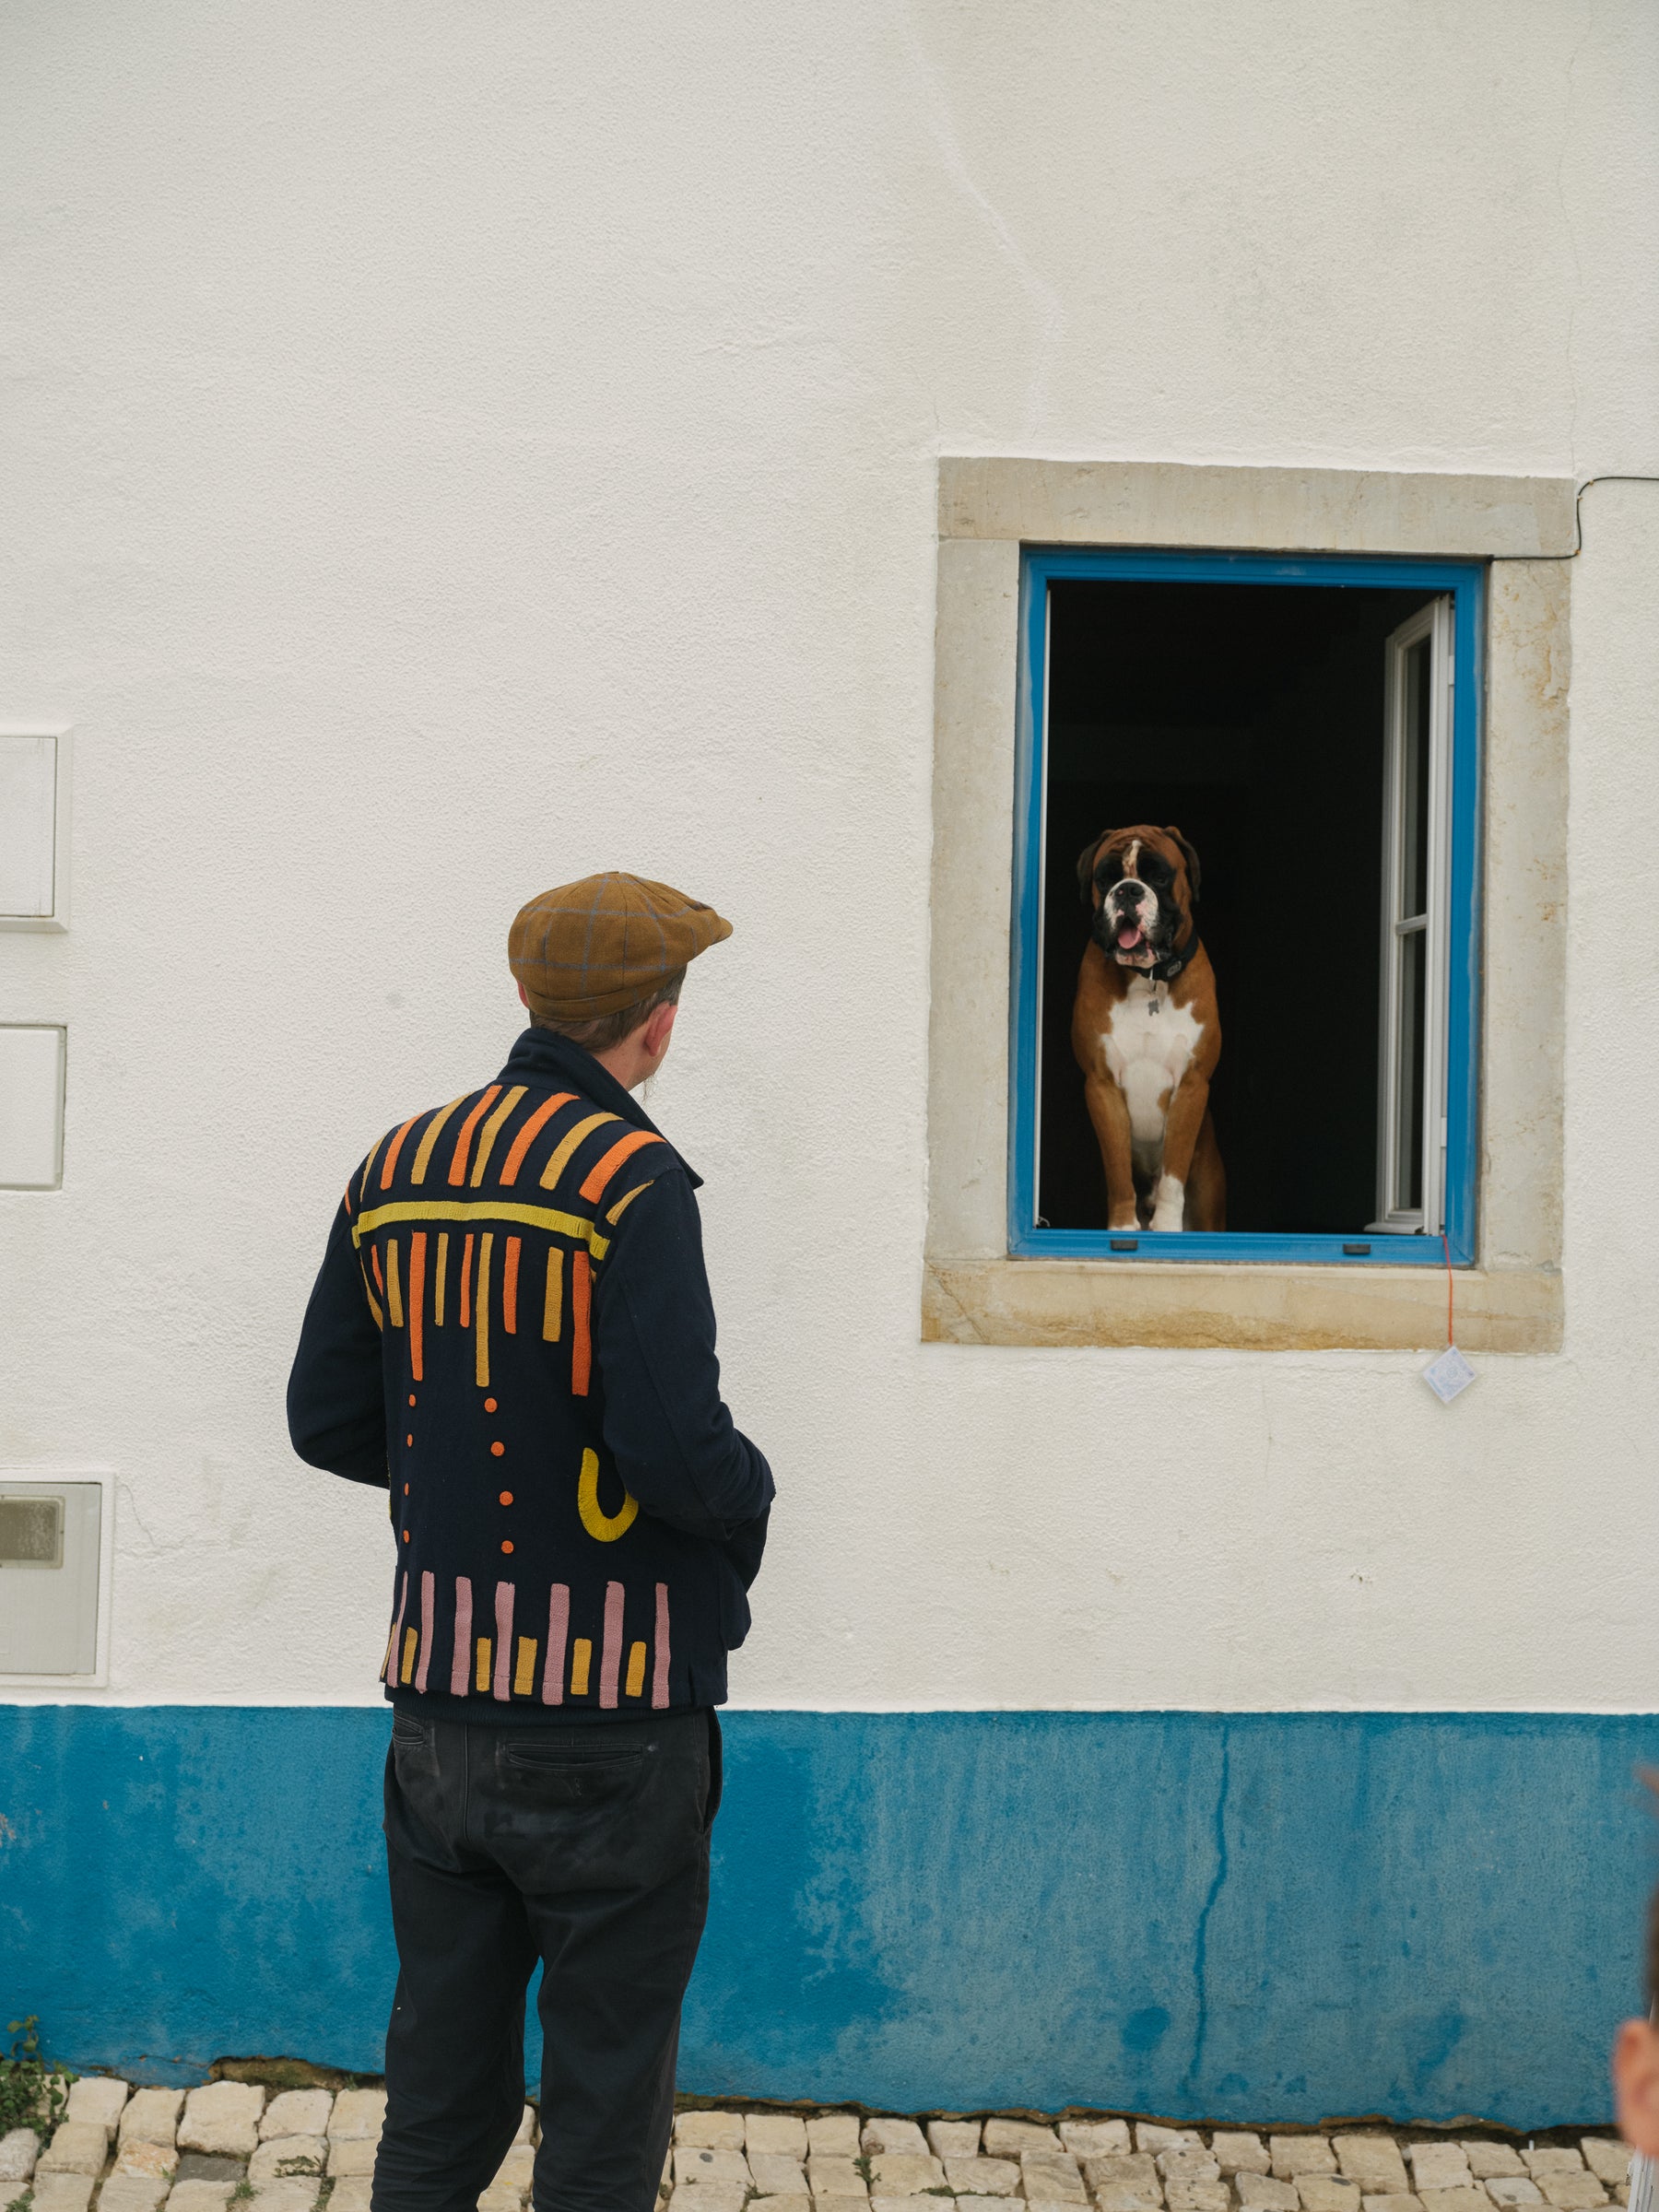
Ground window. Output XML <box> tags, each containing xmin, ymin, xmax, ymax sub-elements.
<box><xmin>1009</xmin><ymin>548</ymin><xmax>1482</xmax><ymax>1267</ymax></box>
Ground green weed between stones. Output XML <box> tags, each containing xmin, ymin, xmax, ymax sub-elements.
<box><xmin>0</xmin><ymin>2021</ymin><xmax>69</xmax><ymax>2141</ymax></box>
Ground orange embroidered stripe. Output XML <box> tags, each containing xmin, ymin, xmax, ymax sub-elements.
<box><xmin>370</xmin><ymin>1244</ymin><xmax>386</xmax><ymax>1296</ymax></box>
<box><xmin>470</xmin><ymin>1086</ymin><xmax>527</xmax><ymax>1188</ymax></box>
<box><xmin>380</xmin><ymin>1112</ymin><xmax>421</xmax><ymax>1190</ymax></box>
<box><xmin>571</xmin><ymin>1250</ymin><xmax>592</xmax><ymax>1396</ymax></box>
<box><xmin>359</xmin><ymin>1259</ymin><xmax>384</xmax><ymax>1331</ymax></box>
<box><xmin>359</xmin><ymin>1134</ymin><xmax>385</xmax><ymax>1203</ymax></box>
<box><xmin>408</xmin><ymin>1232</ymin><xmax>427</xmax><ymax>1380</ymax></box>
<box><xmin>343</xmin><ymin>1182</ymin><xmax>354</xmax><ymax>1217</ymax></box>
<box><xmin>579</xmin><ymin>1128</ymin><xmax>663</xmax><ymax>1205</ymax></box>
<box><xmin>460</xmin><ymin>1232</ymin><xmax>475</xmax><ymax>1330</ymax></box>
<box><xmin>539</xmin><ymin>1112</ymin><xmax>618</xmax><ymax>1193</ymax></box>
<box><xmin>449</xmin><ymin>1087</ymin><xmax>502</xmax><ymax>1187</ymax></box>
<box><xmin>606</xmin><ymin>1180</ymin><xmax>654</xmax><ymax>1227</ymax></box>
<box><xmin>503</xmin><ymin>1237</ymin><xmax>521</xmax><ymax>1335</ymax></box>
<box><xmin>499</xmin><ymin>1092</ymin><xmax>576</xmax><ymax>1187</ymax></box>
<box><xmin>411</xmin><ymin>1097</ymin><xmax>466</xmax><ymax>1186</ymax></box>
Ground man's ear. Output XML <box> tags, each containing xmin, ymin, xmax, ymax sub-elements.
<box><xmin>1167</xmin><ymin>827</ymin><xmax>1202</xmax><ymax>903</ymax></box>
<box><xmin>642</xmin><ymin>998</ymin><xmax>678</xmax><ymax>1059</ymax></box>
<box><xmin>1077</xmin><ymin>834</ymin><xmax>1106</xmax><ymax>909</ymax></box>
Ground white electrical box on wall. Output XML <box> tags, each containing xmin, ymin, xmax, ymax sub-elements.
<box><xmin>0</xmin><ymin>1474</ymin><xmax>112</xmax><ymax>1683</ymax></box>
<box><xmin>0</xmin><ymin>727</ymin><xmax>72</xmax><ymax>930</ymax></box>
<box><xmin>0</xmin><ymin>1024</ymin><xmax>66</xmax><ymax>1188</ymax></box>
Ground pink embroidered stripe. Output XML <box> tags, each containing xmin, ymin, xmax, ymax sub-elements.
<box><xmin>599</xmin><ymin>1581</ymin><xmax>625</xmax><ymax>1710</ymax></box>
<box><xmin>385</xmin><ymin>1572</ymin><xmax>407</xmax><ymax>1689</ymax></box>
<box><xmin>415</xmin><ymin>1571</ymin><xmax>435</xmax><ymax>1693</ymax></box>
<box><xmin>451</xmin><ymin>1577</ymin><xmax>473</xmax><ymax>1697</ymax></box>
<box><xmin>544</xmin><ymin>1584</ymin><xmax>570</xmax><ymax>1705</ymax></box>
<box><xmin>493</xmin><ymin>1583</ymin><xmax>514</xmax><ymax>1701</ymax></box>
<box><xmin>653</xmin><ymin>1583</ymin><xmax>671</xmax><ymax>1709</ymax></box>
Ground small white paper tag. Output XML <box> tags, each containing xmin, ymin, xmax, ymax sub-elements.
<box><xmin>1422</xmin><ymin>1343</ymin><xmax>1475</xmax><ymax>1403</ymax></box>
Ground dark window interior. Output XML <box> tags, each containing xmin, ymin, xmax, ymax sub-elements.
<box><xmin>1040</xmin><ymin>579</ymin><xmax>1438</xmax><ymax>1235</ymax></box>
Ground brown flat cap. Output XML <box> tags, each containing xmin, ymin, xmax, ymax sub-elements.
<box><xmin>509</xmin><ymin>873</ymin><xmax>733</xmax><ymax>1019</ymax></box>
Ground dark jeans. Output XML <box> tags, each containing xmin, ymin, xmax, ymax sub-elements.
<box><xmin>372</xmin><ymin>1707</ymin><xmax>720</xmax><ymax>2212</ymax></box>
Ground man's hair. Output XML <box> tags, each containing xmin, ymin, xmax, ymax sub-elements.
<box><xmin>529</xmin><ymin>969</ymin><xmax>686</xmax><ymax>1053</ymax></box>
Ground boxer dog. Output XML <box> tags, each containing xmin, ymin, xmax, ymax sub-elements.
<box><xmin>1072</xmin><ymin>824</ymin><xmax>1225</xmax><ymax>1232</ymax></box>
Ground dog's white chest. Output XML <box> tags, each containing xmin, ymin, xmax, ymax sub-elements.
<box><xmin>1101</xmin><ymin>984</ymin><xmax>1203</xmax><ymax>1153</ymax></box>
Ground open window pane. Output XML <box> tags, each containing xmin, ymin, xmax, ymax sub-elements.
<box><xmin>1402</xmin><ymin>636</ymin><xmax>1432</xmax><ymax>920</ymax></box>
<box><xmin>1394</xmin><ymin>924</ymin><xmax>1427</xmax><ymax>1213</ymax></box>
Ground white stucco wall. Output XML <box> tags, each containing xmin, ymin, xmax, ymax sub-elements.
<box><xmin>2</xmin><ymin>0</ymin><xmax>1656</xmax><ymax>1712</ymax></box>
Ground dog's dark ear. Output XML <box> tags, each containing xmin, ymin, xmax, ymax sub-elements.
<box><xmin>1077</xmin><ymin>833</ymin><xmax>1107</xmax><ymax>908</ymax></box>
<box><xmin>1166</xmin><ymin>826</ymin><xmax>1201</xmax><ymax>902</ymax></box>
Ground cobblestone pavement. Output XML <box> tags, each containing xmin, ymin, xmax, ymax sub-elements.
<box><xmin>0</xmin><ymin>2079</ymin><xmax>1638</xmax><ymax>2212</ymax></box>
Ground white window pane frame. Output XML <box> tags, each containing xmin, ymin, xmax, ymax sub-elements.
<box><xmin>1373</xmin><ymin>597</ymin><xmax>1453</xmax><ymax>1234</ymax></box>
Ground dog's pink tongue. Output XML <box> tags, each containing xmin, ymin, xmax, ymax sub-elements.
<box><xmin>1117</xmin><ymin>924</ymin><xmax>1143</xmax><ymax>949</ymax></box>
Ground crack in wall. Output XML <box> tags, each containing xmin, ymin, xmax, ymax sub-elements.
<box><xmin>1184</xmin><ymin>1725</ymin><xmax>1232</xmax><ymax>2093</ymax></box>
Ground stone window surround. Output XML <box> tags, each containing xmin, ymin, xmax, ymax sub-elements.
<box><xmin>924</xmin><ymin>458</ymin><xmax>1572</xmax><ymax>1353</ymax></box>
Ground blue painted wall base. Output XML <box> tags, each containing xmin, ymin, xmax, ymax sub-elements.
<box><xmin>4</xmin><ymin>1708</ymin><xmax>1653</xmax><ymax>2124</ymax></box>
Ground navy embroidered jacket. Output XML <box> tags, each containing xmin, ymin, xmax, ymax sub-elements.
<box><xmin>287</xmin><ymin>1026</ymin><xmax>773</xmax><ymax>1723</ymax></box>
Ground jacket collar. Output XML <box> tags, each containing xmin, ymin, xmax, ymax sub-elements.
<box><xmin>499</xmin><ymin>1026</ymin><xmax>701</xmax><ymax>1187</ymax></box>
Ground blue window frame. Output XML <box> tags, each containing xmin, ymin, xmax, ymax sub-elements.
<box><xmin>1009</xmin><ymin>546</ymin><xmax>1484</xmax><ymax>1266</ymax></box>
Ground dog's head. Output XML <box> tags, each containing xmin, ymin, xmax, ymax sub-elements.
<box><xmin>1077</xmin><ymin>824</ymin><xmax>1201</xmax><ymax>970</ymax></box>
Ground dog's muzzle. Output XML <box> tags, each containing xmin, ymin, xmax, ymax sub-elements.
<box><xmin>1101</xmin><ymin>879</ymin><xmax>1164</xmax><ymax>967</ymax></box>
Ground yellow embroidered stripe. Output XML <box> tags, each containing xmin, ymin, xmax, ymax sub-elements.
<box><xmin>570</xmin><ymin>1639</ymin><xmax>593</xmax><ymax>1697</ymax></box>
<box><xmin>411</xmin><ymin>1097</ymin><xmax>466</xmax><ymax>1185</ymax></box>
<box><xmin>538</xmin><ymin>1112</ymin><xmax>619</xmax><ymax>1193</ymax></box>
<box><xmin>358</xmin><ymin>1133</ymin><xmax>385</xmax><ymax>1204</ymax></box>
<box><xmin>476</xmin><ymin>1231</ymin><xmax>493</xmax><ymax>1388</ymax></box>
<box><xmin>351</xmin><ymin>1198</ymin><xmax>612</xmax><ymax>1262</ymax></box>
<box><xmin>625</xmin><ymin>1641</ymin><xmax>646</xmax><ymax>1699</ymax></box>
<box><xmin>513</xmin><ymin>1637</ymin><xmax>537</xmax><ymax>1697</ymax></box>
<box><xmin>606</xmin><ymin>1180</ymin><xmax>653</xmax><ymax>1226</ymax></box>
<box><xmin>470</xmin><ymin>1086</ymin><xmax>527</xmax><ymax>1188</ymax></box>
<box><xmin>385</xmin><ymin>1239</ymin><xmax>404</xmax><ymax>1328</ymax></box>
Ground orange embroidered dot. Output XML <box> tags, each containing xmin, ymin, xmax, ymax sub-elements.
<box><xmin>408</xmin><ymin>1394</ymin><xmax>417</xmax><ymax>1407</ymax></box>
<box><xmin>402</xmin><ymin>1530</ymin><xmax>410</xmax><ymax>1543</ymax></box>
<box><xmin>406</xmin><ymin>1433</ymin><xmax>414</xmax><ymax>1447</ymax></box>
<box><xmin>500</xmin><ymin>1539</ymin><xmax>513</xmax><ymax>1555</ymax></box>
<box><xmin>484</xmin><ymin>1397</ymin><xmax>497</xmax><ymax>1412</ymax></box>
<box><xmin>404</xmin><ymin>1483</ymin><xmax>409</xmax><ymax>1495</ymax></box>
<box><xmin>490</xmin><ymin>1441</ymin><xmax>505</xmax><ymax>1457</ymax></box>
<box><xmin>499</xmin><ymin>1490</ymin><xmax>512</xmax><ymax>1507</ymax></box>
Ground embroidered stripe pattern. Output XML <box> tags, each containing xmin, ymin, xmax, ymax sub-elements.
<box><xmin>543</xmin><ymin>1249</ymin><xmax>562</xmax><ymax>1341</ymax></box>
<box><xmin>380</xmin><ymin>1113</ymin><xmax>421</xmax><ymax>1189</ymax></box>
<box><xmin>544</xmin><ymin>1584</ymin><xmax>570</xmax><ymax>1704</ymax></box>
<box><xmin>408</xmin><ymin>1233</ymin><xmax>427</xmax><ymax>1380</ymax></box>
<box><xmin>470</xmin><ymin>1086</ymin><xmax>527</xmax><ymax>1187</ymax></box>
<box><xmin>599</xmin><ymin>1582</ymin><xmax>625</xmax><ymax>1709</ymax></box>
<box><xmin>493</xmin><ymin>1583</ymin><xmax>513</xmax><ymax>1700</ymax></box>
<box><xmin>476</xmin><ymin>1231</ymin><xmax>493</xmax><ymax>1387</ymax></box>
<box><xmin>351</xmin><ymin>1198</ymin><xmax>612</xmax><ymax>1261</ymax></box>
<box><xmin>435</xmin><ymin>1232</ymin><xmax>449</xmax><ymax>1324</ymax></box>
<box><xmin>539</xmin><ymin>1112</ymin><xmax>619</xmax><ymax>1192</ymax></box>
<box><xmin>571</xmin><ymin>1250</ymin><xmax>592</xmax><ymax>1394</ymax></box>
<box><xmin>503</xmin><ymin>1237</ymin><xmax>520</xmax><ymax>1334</ymax></box>
<box><xmin>412</xmin><ymin>1098</ymin><xmax>466</xmax><ymax>1185</ymax></box>
<box><xmin>653</xmin><ymin>1583</ymin><xmax>671</xmax><ymax>1709</ymax></box>
<box><xmin>416</xmin><ymin>1571</ymin><xmax>435</xmax><ymax>1693</ymax></box>
<box><xmin>385</xmin><ymin>1240</ymin><xmax>404</xmax><ymax>1328</ymax></box>
<box><xmin>607</xmin><ymin>1181</ymin><xmax>653</xmax><ymax>1226</ymax></box>
<box><xmin>449</xmin><ymin>1088</ymin><xmax>501</xmax><ymax>1186</ymax></box>
<box><xmin>451</xmin><ymin>1578</ymin><xmax>473</xmax><ymax>1696</ymax></box>
<box><xmin>499</xmin><ymin>1091</ymin><xmax>577</xmax><ymax>1187</ymax></box>
<box><xmin>579</xmin><ymin>1128</ymin><xmax>663</xmax><ymax>1205</ymax></box>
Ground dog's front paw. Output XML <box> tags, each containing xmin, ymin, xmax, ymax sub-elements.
<box><xmin>1150</xmin><ymin>1175</ymin><xmax>1185</xmax><ymax>1232</ymax></box>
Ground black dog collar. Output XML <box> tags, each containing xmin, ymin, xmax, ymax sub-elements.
<box><xmin>1148</xmin><ymin>930</ymin><xmax>1201</xmax><ymax>983</ymax></box>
